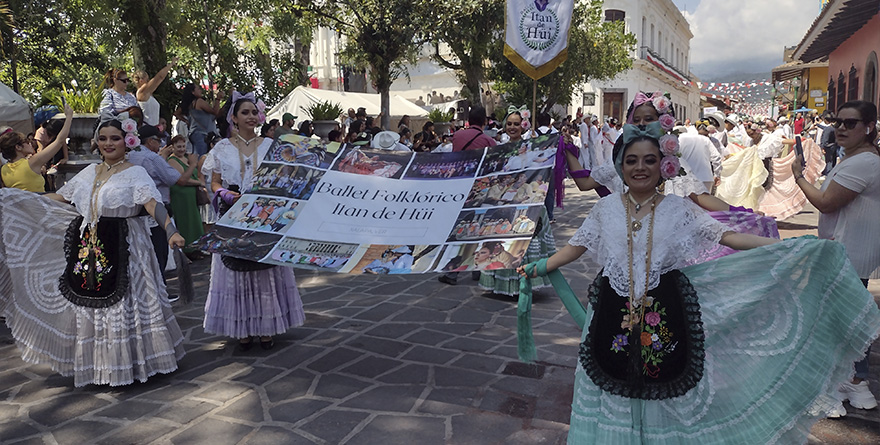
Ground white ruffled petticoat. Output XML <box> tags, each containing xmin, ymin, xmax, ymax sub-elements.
<box><xmin>0</xmin><ymin>167</ymin><xmax>185</xmax><ymax>387</ymax></box>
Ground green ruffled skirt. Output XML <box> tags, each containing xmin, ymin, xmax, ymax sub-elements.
<box><xmin>567</xmin><ymin>238</ymin><xmax>880</xmax><ymax>444</ymax></box>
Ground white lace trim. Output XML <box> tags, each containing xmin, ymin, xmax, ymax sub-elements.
<box><xmin>569</xmin><ymin>194</ymin><xmax>729</xmax><ymax>298</ymax></box>
<box><xmin>57</xmin><ymin>165</ymin><xmax>161</xmax><ymax>223</ymax></box>
<box><xmin>201</xmin><ymin>138</ymin><xmax>273</xmax><ymax>190</ymax></box>
<box><xmin>590</xmin><ymin>162</ymin><xmax>624</xmax><ymax>193</ymax></box>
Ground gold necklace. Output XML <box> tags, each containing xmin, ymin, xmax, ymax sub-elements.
<box><xmin>624</xmin><ymin>193</ymin><xmax>656</xmax><ymax>338</ymax></box>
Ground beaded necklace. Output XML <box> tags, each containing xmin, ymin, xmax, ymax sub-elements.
<box><xmin>624</xmin><ymin>192</ymin><xmax>657</xmax><ymax>339</ymax></box>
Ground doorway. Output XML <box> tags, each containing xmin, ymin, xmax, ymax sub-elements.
<box><xmin>603</xmin><ymin>92</ymin><xmax>625</xmax><ymax>122</ymax></box>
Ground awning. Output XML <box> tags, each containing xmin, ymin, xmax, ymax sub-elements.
<box><xmin>794</xmin><ymin>0</ymin><xmax>880</xmax><ymax>63</ymax></box>
<box><xmin>770</xmin><ymin>61</ymin><xmax>829</xmax><ymax>82</ymax></box>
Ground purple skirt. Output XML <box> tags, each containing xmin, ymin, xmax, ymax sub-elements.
<box><xmin>684</xmin><ymin>210</ymin><xmax>780</xmax><ymax>266</ymax></box>
<box><xmin>203</xmin><ymin>255</ymin><xmax>306</xmax><ymax>338</ymax></box>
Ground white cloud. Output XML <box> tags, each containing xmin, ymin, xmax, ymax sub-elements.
<box><xmin>681</xmin><ymin>0</ymin><xmax>820</xmax><ymax>75</ymax></box>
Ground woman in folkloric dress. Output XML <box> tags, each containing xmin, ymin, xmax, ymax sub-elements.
<box><xmin>0</xmin><ymin>116</ymin><xmax>186</xmax><ymax>386</ymax></box>
<box><xmin>519</xmin><ymin>119</ymin><xmax>880</xmax><ymax>443</ymax></box>
<box><xmin>201</xmin><ymin>91</ymin><xmax>305</xmax><ymax>351</ymax></box>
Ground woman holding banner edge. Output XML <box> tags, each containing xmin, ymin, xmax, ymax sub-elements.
<box><xmin>478</xmin><ymin>109</ymin><xmax>557</xmax><ymax>296</ymax></box>
<box><xmin>201</xmin><ymin>91</ymin><xmax>305</xmax><ymax>351</ymax></box>
<box><xmin>516</xmin><ymin>112</ymin><xmax>879</xmax><ymax>442</ymax></box>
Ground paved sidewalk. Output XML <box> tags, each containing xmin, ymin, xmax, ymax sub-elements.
<box><xmin>1</xmin><ymin>185</ymin><xmax>878</xmax><ymax>444</ymax></box>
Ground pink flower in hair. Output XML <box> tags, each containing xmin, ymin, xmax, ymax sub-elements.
<box><xmin>658</xmin><ymin>134</ymin><xmax>679</xmax><ymax>156</ymax></box>
<box><xmin>521</xmin><ymin>109</ymin><xmax>531</xmax><ymax>120</ymax></box>
<box><xmin>652</xmin><ymin>96</ymin><xmax>671</xmax><ymax>115</ymax></box>
<box><xmin>658</xmin><ymin>113</ymin><xmax>676</xmax><ymax>130</ymax></box>
<box><xmin>124</xmin><ymin>133</ymin><xmax>140</xmax><ymax>148</ymax></box>
<box><xmin>660</xmin><ymin>155</ymin><xmax>681</xmax><ymax>179</ymax></box>
<box><xmin>120</xmin><ymin>119</ymin><xmax>138</xmax><ymax>134</ymax></box>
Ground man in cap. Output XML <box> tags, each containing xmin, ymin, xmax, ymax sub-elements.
<box><xmin>127</xmin><ymin>125</ymin><xmax>200</xmax><ymax>299</ymax></box>
<box><xmin>275</xmin><ymin>113</ymin><xmax>297</xmax><ymax>138</ymax></box>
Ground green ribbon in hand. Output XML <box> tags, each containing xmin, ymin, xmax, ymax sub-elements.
<box><xmin>517</xmin><ymin>258</ymin><xmax>588</xmax><ymax>363</ymax></box>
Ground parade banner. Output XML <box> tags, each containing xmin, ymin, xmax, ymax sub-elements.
<box><xmin>503</xmin><ymin>0</ymin><xmax>575</xmax><ymax>80</ymax></box>
<box><xmin>197</xmin><ymin>134</ymin><xmax>558</xmax><ymax>275</ymax></box>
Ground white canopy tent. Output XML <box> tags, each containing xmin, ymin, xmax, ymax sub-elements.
<box><xmin>267</xmin><ymin>86</ymin><xmax>428</xmax><ymax>121</ymax></box>
<box><xmin>0</xmin><ymin>81</ymin><xmax>33</xmax><ymax>135</ymax></box>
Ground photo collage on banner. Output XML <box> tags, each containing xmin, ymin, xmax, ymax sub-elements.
<box><xmin>198</xmin><ymin>133</ymin><xmax>559</xmax><ymax>274</ymax></box>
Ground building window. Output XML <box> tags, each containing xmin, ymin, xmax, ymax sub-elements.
<box><xmin>651</xmin><ymin>24</ymin><xmax>655</xmax><ymax>49</ymax></box>
<box><xmin>848</xmin><ymin>65</ymin><xmax>859</xmax><ymax>101</ymax></box>
<box><xmin>641</xmin><ymin>17</ymin><xmax>647</xmax><ymax>47</ymax></box>
<box><xmin>605</xmin><ymin>9</ymin><xmax>625</xmax><ymax>22</ymax></box>
<box><xmin>865</xmin><ymin>52</ymin><xmax>878</xmax><ymax>107</ymax></box>
<box><xmin>828</xmin><ymin>78</ymin><xmax>836</xmax><ymax>113</ymax></box>
<box><xmin>837</xmin><ymin>71</ymin><xmax>847</xmax><ymax>110</ymax></box>
<box><xmin>658</xmin><ymin>31</ymin><xmax>662</xmax><ymax>56</ymax></box>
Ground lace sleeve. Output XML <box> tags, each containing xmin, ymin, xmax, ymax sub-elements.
<box><xmin>569</xmin><ymin>197</ymin><xmax>609</xmax><ymax>252</ymax></box>
<box><xmin>591</xmin><ymin>162</ymin><xmax>624</xmax><ymax>193</ymax></box>
<box><xmin>57</xmin><ymin>165</ymin><xmax>95</xmax><ymax>205</ymax></box>
<box><xmin>201</xmin><ymin>149</ymin><xmax>221</xmax><ymax>177</ymax></box>
<box><xmin>126</xmin><ymin>167</ymin><xmax>163</xmax><ymax>205</ymax></box>
<box><xmin>676</xmin><ymin>197</ymin><xmax>730</xmax><ymax>256</ymax></box>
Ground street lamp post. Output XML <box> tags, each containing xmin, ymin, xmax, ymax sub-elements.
<box><xmin>771</xmin><ymin>85</ymin><xmax>778</xmax><ymax>118</ymax></box>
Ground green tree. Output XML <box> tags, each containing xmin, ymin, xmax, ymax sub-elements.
<box><xmin>301</xmin><ymin>0</ymin><xmax>428</xmax><ymax>129</ymax></box>
<box><xmin>488</xmin><ymin>0</ymin><xmax>636</xmax><ymax>112</ymax></box>
<box><xmin>0</xmin><ymin>0</ymin><xmax>110</xmax><ymax>102</ymax></box>
<box><xmin>428</xmin><ymin>0</ymin><xmax>504</xmax><ymax>108</ymax></box>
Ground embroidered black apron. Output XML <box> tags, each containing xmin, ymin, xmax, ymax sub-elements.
<box><xmin>59</xmin><ymin>216</ymin><xmax>130</xmax><ymax>308</ymax></box>
<box><xmin>579</xmin><ymin>270</ymin><xmax>705</xmax><ymax>400</ymax></box>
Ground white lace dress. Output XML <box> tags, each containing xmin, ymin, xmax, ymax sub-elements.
<box><xmin>0</xmin><ymin>165</ymin><xmax>185</xmax><ymax>386</ymax></box>
<box><xmin>200</xmin><ymin>138</ymin><xmax>305</xmax><ymax>338</ymax></box>
<box><xmin>565</xmin><ymin>193</ymin><xmax>880</xmax><ymax>444</ymax></box>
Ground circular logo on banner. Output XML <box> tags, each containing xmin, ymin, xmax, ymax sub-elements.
<box><xmin>519</xmin><ymin>4</ymin><xmax>560</xmax><ymax>51</ymax></box>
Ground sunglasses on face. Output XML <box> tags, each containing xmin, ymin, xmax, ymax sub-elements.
<box><xmin>117</xmin><ymin>77</ymin><xmax>130</xmax><ymax>83</ymax></box>
<box><xmin>828</xmin><ymin>118</ymin><xmax>863</xmax><ymax>130</ymax></box>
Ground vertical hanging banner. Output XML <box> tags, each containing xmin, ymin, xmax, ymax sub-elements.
<box><xmin>503</xmin><ymin>0</ymin><xmax>576</xmax><ymax>80</ymax></box>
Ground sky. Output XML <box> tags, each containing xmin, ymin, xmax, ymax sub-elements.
<box><xmin>670</xmin><ymin>0</ymin><xmax>824</xmax><ymax>80</ymax></box>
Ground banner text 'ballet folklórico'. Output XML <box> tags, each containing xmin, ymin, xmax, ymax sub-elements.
<box><xmin>196</xmin><ymin>134</ymin><xmax>558</xmax><ymax>275</ymax></box>
<box><xmin>503</xmin><ymin>0</ymin><xmax>575</xmax><ymax>80</ymax></box>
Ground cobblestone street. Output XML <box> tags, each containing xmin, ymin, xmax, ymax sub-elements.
<box><xmin>1</xmin><ymin>184</ymin><xmax>878</xmax><ymax>444</ymax></box>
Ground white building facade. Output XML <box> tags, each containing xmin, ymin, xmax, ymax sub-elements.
<box><xmin>576</xmin><ymin>0</ymin><xmax>701</xmax><ymax>123</ymax></box>
<box><xmin>308</xmin><ymin>29</ymin><xmax>460</xmax><ymax>105</ymax></box>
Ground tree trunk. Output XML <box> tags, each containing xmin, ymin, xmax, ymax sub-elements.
<box><xmin>122</xmin><ymin>0</ymin><xmax>172</xmax><ymax>121</ymax></box>
<box><xmin>10</xmin><ymin>43</ymin><xmax>17</xmax><ymax>94</ymax></box>
<box><xmin>294</xmin><ymin>37</ymin><xmax>310</xmax><ymax>86</ymax></box>
<box><xmin>372</xmin><ymin>60</ymin><xmax>392</xmax><ymax>130</ymax></box>
<box><xmin>380</xmin><ymin>89</ymin><xmax>390</xmax><ymax>130</ymax></box>
<box><xmin>463</xmin><ymin>63</ymin><xmax>483</xmax><ymax>108</ymax></box>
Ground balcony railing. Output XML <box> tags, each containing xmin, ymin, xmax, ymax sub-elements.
<box><xmin>639</xmin><ymin>46</ymin><xmax>691</xmax><ymax>82</ymax></box>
